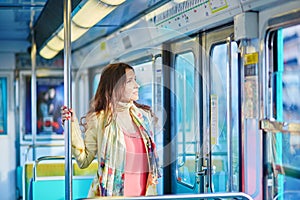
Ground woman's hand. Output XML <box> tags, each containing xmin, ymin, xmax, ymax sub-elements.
<box><xmin>61</xmin><ymin>106</ymin><xmax>75</xmax><ymax>125</ymax></box>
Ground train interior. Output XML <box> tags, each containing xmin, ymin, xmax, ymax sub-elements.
<box><xmin>0</xmin><ymin>0</ymin><xmax>300</xmax><ymax>199</ymax></box>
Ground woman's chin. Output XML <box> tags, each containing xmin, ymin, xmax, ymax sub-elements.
<box><xmin>132</xmin><ymin>96</ymin><xmax>139</xmax><ymax>101</ymax></box>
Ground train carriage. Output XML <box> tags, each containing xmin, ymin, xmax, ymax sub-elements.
<box><xmin>0</xmin><ymin>0</ymin><xmax>299</xmax><ymax>199</ymax></box>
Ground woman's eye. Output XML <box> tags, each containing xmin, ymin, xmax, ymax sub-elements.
<box><xmin>126</xmin><ymin>77</ymin><xmax>136</xmax><ymax>83</ymax></box>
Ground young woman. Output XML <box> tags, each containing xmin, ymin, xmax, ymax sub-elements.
<box><xmin>61</xmin><ymin>62</ymin><xmax>160</xmax><ymax>197</ymax></box>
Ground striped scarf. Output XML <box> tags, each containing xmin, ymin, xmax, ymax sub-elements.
<box><xmin>97</xmin><ymin>103</ymin><xmax>160</xmax><ymax>196</ymax></box>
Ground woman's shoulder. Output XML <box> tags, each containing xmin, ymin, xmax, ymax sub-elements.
<box><xmin>86</xmin><ymin>111</ymin><xmax>106</xmax><ymax>127</ymax></box>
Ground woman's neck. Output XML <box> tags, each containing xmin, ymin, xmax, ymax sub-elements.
<box><xmin>116</xmin><ymin>101</ymin><xmax>139</xmax><ymax>133</ymax></box>
<box><xmin>115</xmin><ymin>101</ymin><xmax>133</xmax><ymax>113</ymax></box>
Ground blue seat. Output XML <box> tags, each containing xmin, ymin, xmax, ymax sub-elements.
<box><xmin>25</xmin><ymin>156</ymin><xmax>98</xmax><ymax>200</ymax></box>
<box><xmin>31</xmin><ymin>177</ymin><xmax>93</xmax><ymax>200</ymax></box>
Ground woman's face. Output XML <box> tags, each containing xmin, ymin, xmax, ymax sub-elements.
<box><xmin>121</xmin><ymin>68</ymin><xmax>139</xmax><ymax>102</ymax></box>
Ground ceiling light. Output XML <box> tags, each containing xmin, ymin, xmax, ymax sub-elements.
<box><xmin>73</xmin><ymin>1</ymin><xmax>116</xmax><ymax>28</ymax></box>
<box><xmin>57</xmin><ymin>22</ymin><xmax>89</xmax><ymax>42</ymax></box>
<box><xmin>39</xmin><ymin>45</ymin><xmax>60</xmax><ymax>59</ymax></box>
<box><xmin>39</xmin><ymin>0</ymin><xmax>126</xmax><ymax>59</ymax></box>
<box><xmin>47</xmin><ymin>35</ymin><xmax>64</xmax><ymax>51</ymax></box>
<box><xmin>100</xmin><ymin>0</ymin><xmax>126</xmax><ymax>6</ymax></box>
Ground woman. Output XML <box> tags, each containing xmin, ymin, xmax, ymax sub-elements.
<box><xmin>61</xmin><ymin>62</ymin><xmax>160</xmax><ymax>197</ymax></box>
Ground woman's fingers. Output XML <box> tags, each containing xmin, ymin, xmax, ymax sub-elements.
<box><xmin>61</xmin><ymin>106</ymin><xmax>73</xmax><ymax>125</ymax></box>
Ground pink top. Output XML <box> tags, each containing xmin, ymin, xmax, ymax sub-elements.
<box><xmin>123</xmin><ymin>131</ymin><xmax>148</xmax><ymax>196</ymax></box>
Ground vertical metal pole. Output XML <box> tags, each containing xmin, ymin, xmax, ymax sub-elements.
<box><xmin>30</xmin><ymin>10</ymin><xmax>37</xmax><ymax>161</ymax></box>
<box><xmin>63</xmin><ymin>0</ymin><xmax>72</xmax><ymax>199</ymax></box>
<box><xmin>226</xmin><ymin>36</ymin><xmax>233</xmax><ymax>192</ymax></box>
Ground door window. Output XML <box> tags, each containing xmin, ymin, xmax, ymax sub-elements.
<box><xmin>267</xmin><ymin>24</ymin><xmax>300</xmax><ymax>199</ymax></box>
<box><xmin>174</xmin><ymin>52</ymin><xmax>196</xmax><ymax>187</ymax></box>
<box><xmin>210</xmin><ymin>41</ymin><xmax>239</xmax><ymax>192</ymax></box>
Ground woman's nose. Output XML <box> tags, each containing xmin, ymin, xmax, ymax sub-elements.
<box><xmin>134</xmin><ymin>80</ymin><xmax>140</xmax><ymax>88</ymax></box>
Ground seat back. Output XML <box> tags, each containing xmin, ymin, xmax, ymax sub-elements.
<box><xmin>24</xmin><ymin>156</ymin><xmax>98</xmax><ymax>200</ymax></box>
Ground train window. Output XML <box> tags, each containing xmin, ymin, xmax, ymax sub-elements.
<box><xmin>0</xmin><ymin>77</ymin><xmax>7</xmax><ymax>135</ymax></box>
<box><xmin>75</xmin><ymin>71</ymin><xmax>90</xmax><ymax>118</ymax></box>
<box><xmin>92</xmin><ymin>61</ymin><xmax>156</xmax><ymax>109</ymax></box>
<box><xmin>133</xmin><ymin>62</ymin><xmax>153</xmax><ymax>107</ymax></box>
<box><xmin>153</xmin><ymin>56</ymin><xmax>164</xmax><ymax>194</ymax></box>
<box><xmin>210</xmin><ymin>41</ymin><xmax>239</xmax><ymax>192</ymax></box>
<box><xmin>24</xmin><ymin>77</ymin><xmax>64</xmax><ymax>139</ymax></box>
<box><xmin>133</xmin><ymin>59</ymin><xmax>164</xmax><ymax>194</ymax></box>
<box><xmin>267</xmin><ymin>24</ymin><xmax>300</xmax><ymax>198</ymax></box>
<box><xmin>280</xmin><ymin>25</ymin><xmax>300</xmax><ymax>168</ymax></box>
<box><xmin>91</xmin><ymin>62</ymin><xmax>155</xmax><ymax>108</ymax></box>
<box><xmin>92</xmin><ymin>73</ymin><xmax>101</xmax><ymax>96</ymax></box>
<box><xmin>174</xmin><ymin>51</ymin><xmax>196</xmax><ymax>187</ymax></box>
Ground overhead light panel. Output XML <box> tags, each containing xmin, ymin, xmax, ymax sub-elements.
<box><xmin>39</xmin><ymin>45</ymin><xmax>61</xmax><ymax>60</ymax></box>
<box><xmin>39</xmin><ymin>0</ymin><xmax>126</xmax><ymax>59</ymax></box>
<box><xmin>100</xmin><ymin>0</ymin><xmax>126</xmax><ymax>6</ymax></box>
<box><xmin>47</xmin><ymin>35</ymin><xmax>64</xmax><ymax>51</ymax></box>
<box><xmin>57</xmin><ymin>22</ymin><xmax>89</xmax><ymax>42</ymax></box>
<box><xmin>73</xmin><ymin>1</ymin><xmax>116</xmax><ymax>28</ymax></box>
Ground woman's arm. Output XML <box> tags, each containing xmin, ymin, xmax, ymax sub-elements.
<box><xmin>61</xmin><ymin>106</ymin><xmax>98</xmax><ymax>168</ymax></box>
<box><xmin>71</xmin><ymin>115</ymin><xmax>98</xmax><ymax>168</ymax></box>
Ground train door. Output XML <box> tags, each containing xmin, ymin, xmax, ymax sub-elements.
<box><xmin>202</xmin><ymin>26</ymin><xmax>240</xmax><ymax>193</ymax></box>
<box><xmin>169</xmin><ymin>36</ymin><xmax>201</xmax><ymax>193</ymax></box>
<box><xmin>262</xmin><ymin>23</ymin><xmax>300</xmax><ymax>199</ymax></box>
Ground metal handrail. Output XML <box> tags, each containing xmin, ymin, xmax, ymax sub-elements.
<box><xmin>23</xmin><ymin>143</ymin><xmax>65</xmax><ymax>161</ymax></box>
<box><xmin>32</xmin><ymin>155</ymin><xmax>98</xmax><ymax>181</ymax></box>
<box><xmin>274</xmin><ymin>164</ymin><xmax>300</xmax><ymax>179</ymax></box>
<box><xmin>78</xmin><ymin>192</ymin><xmax>253</xmax><ymax>199</ymax></box>
<box><xmin>33</xmin><ymin>155</ymin><xmax>65</xmax><ymax>181</ymax></box>
<box><xmin>260</xmin><ymin>119</ymin><xmax>300</xmax><ymax>134</ymax></box>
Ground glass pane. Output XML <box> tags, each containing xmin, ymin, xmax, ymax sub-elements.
<box><xmin>153</xmin><ymin>57</ymin><xmax>164</xmax><ymax>159</ymax></box>
<box><xmin>210</xmin><ymin>41</ymin><xmax>239</xmax><ymax>192</ymax></box>
<box><xmin>231</xmin><ymin>42</ymin><xmax>240</xmax><ymax>191</ymax></box>
<box><xmin>93</xmin><ymin>73</ymin><xmax>101</xmax><ymax>96</ymax></box>
<box><xmin>133</xmin><ymin>62</ymin><xmax>153</xmax><ymax>107</ymax></box>
<box><xmin>272</xmin><ymin>25</ymin><xmax>300</xmax><ymax>198</ymax></box>
<box><xmin>153</xmin><ymin>56</ymin><xmax>164</xmax><ymax>195</ymax></box>
<box><xmin>0</xmin><ymin>77</ymin><xmax>7</xmax><ymax>135</ymax></box>
<box><xmin>211</xmin><ymin>44</ymin><xmax>228</xmax><ymax>192</ymax></box>
<box><xmin>174</xmin><ymin>52</ymin><xmax>196</xmax><ymax>187</ymax></box>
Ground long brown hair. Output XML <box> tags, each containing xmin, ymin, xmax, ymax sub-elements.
<box><xmin>80</xmin><ymin>62</ymin><xmax>151</xmax><ymax>130</ymax></box>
